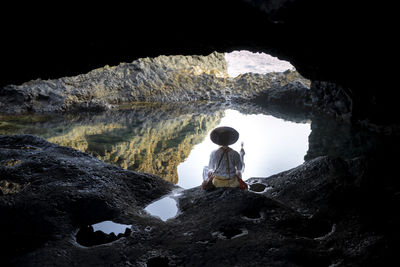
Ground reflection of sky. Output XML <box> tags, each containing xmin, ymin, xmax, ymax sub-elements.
<box><xmin>177</xmin><ymin>109</ymin><xmax>311</xmax><ymax>189</ymax></box>
<box><xmin>144</xmin><ymin>196</ymin><xmax>178</xmax><ymax>221</ymax></box>
<box><xmin>92</xmin><ymin>220</ymin><xmax>131</xmax><ymax>235</ymax></box>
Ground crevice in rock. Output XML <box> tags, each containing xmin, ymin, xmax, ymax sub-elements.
<box><xmin>279</xmin><ymin>216</ymin><xmax>333</xmax><ymax>239</ymax></box>
<box><xmin>242</xmin><ymin>207</ymin><xmax>262</xmax><ymax>220</ymax></box>
<box><xmin>249</xmin><ymin>183</ymin><xmax>267</xmax><ymax>192</ymax></box>
<box><xmin>146</xmin><ymin>256</ymin><xmax>170</xmax><ymax>267</ymax></box>
<box><xmin>298</xmin><ymin>218</ymin><xmax>333</xmax><ymax>239</ymax></box>
<box><xmin>213</xmin><ymin>227</ymin><xmax>248</xmax><ymax>240</ymax></box>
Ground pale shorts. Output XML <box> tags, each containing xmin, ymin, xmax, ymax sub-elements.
<box><xmin>212</xmin><ymin>175</ymin><xmax>240</xmax><ymax>188</ymax></box>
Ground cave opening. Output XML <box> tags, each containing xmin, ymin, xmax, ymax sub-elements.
<box><xmin>1</xmin><ymin>62</ymin><xmax>398</xmax><ymax>267</ymax></box>
<box><xmin>1</xmin><ymin>0</ymin><xmax>399</xmax><ymax>265</ymax></box>
<box><xmin>0</xmin><ymin>50</ymin><xmax>311</xmax><ymax>187</ymax></box>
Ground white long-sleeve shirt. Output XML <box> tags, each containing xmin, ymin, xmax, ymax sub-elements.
<box><xmin>207</xmin><ymin>147</ymin><xmax>244</xmax><ymax>179</ymax></box>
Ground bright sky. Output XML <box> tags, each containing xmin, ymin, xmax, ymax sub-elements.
<box><xmin>225</xmin><ymin>50</ymin><xmax>294</xmax><ymax>77</ymax></box>
<box><xmin>177</xmin><ymin>109</ymin><xmax>311</xmax><ymax>189</ymax></box>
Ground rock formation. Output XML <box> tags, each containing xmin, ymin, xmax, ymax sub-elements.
<box><xmin>0</xmin><ymin>1</ymin><xmax>398</xmax><ymax>265</ymax></box>
<box><xmin>2</xmin><ymin>1</ymin><xmax>396</xmax><ymax>128</ymax></box>
<box><xmin>304</xmin><ymin>115</ymin><xmax>385</xmax><ymax>161</ymax></box>
<box><xmin>0</xmin><ymin>53</ymin><xmax>310</xmax><ymax>114</ymax></box>
<box><xmin>0</xmin><ymin>135</ymin><xmax>175</xmax><ymax>265</ymax></box>
<box><xmin>1</xmin><ymin>135</ymin><xmax>397</xmax><ymax>266</ymax></box>
<box><xmin>1</xmin><ymin>88</ymin><xmax>398</xmax><ymax>266</ymax></box>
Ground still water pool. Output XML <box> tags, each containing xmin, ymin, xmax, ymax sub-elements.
<box><xmin>0</xmin><ymin>103</ymin><xmax>311</xmax><ymax>188</ymax></box>
<box><xmin>178</xmin><ymin>109</ymin><xmax>311</xmax><ymax>188</ymax></box>
<box><xmin>1</xmin><ymin>103</ymin><xmax>311</xmax><ymax>222</ymax></box>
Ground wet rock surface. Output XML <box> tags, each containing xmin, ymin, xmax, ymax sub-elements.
<box><xmin>1</xmin><ymin>134</ymin><xmax>398</xmax><ymax>266</ymax></box>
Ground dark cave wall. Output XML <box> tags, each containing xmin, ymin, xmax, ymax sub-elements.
<box><xmin>1</xmin><ymin>0</ymin><xmax>397</xmax><ymax>125</ymax></box>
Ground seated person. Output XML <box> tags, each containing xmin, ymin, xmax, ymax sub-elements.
<box><xmin>202</xmin><ymin>126</ymin><xmax>247</xmax><ymax>190</ymax></box>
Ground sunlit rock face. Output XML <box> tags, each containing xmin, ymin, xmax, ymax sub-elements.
<box><xmin>0</xmin><ymin>104</ymin><xmax>223</xmax><ymax>184</ymax></box>
<box><xmin>0</xmin><ymin>52</ymin><xmax>309</xmax><ymax>114</ymax></box>
<box><xmin>0</xmin><ymin>52</ymin><xmax>226</xmax><ymax>113</ymax></box>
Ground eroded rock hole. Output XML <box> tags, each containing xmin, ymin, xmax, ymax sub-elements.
<box><xmin>287</xmin><ymin>249</ymin><xmax>332</xmax><ymax>267</ymax></box>
<box><xmin>76</xmin><ymin>224</ymin><xmax>131</xmax><ymax>247</ymax></box>
<box><xmin>299</xmin><ymin>219</ymin><xmax>333</xmax><ymax>239</ymax></box>
<box><xmin>242</xmin><ymin>208</ymin><xmax>262</xmax><ymax>219</ymax></box>
<box><xmin>219</xmin><ymin>227</ymin><xmax>244</xmax><ymax>239</ymax></box>
<box><xmin>282</xmin><ymin>217</ymin><xmax>333</xmax><ymax>239</ymax></box>
<box><xmin>147</xmin><ymin>256</ymin><xmax>170</xmax><ymax>267</ymax></box>
<box><xmin>249</xmin><ymin>183</ymin><xmax>267</xmax><ymax>192</ymax></box>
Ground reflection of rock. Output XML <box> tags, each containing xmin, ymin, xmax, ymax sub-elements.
<box><xmin>79</xmin><ymin>105</ymin><xmax>224</xmax><ymax>184</ymax></box>
<box><xmin>0</xmin><ymin>52</ymin><xmax>310</xmax><ymax>114</ymax></box>
<box><xmin>0</xmin><ymin>103</ymin><xmax>223</xmax><ymax>184</ymax></box>
<box><xmin>0</xmin><ymin>180</ymin><xmax>25</xmax><ymax>195</ymax></box>
<box><xmin>1</xmin><ymin>158</ymin><xmax>22</xmax><ymax>167</ymax></box>
<box><xmin>305</xmin><ymin>115</ymin><xmax>385</xmax><ymax>161</ymax></box>
<box><xmin>106</xmin><ymin>115</ymin><xmax>221</xmax><ymax>184</ymax></box>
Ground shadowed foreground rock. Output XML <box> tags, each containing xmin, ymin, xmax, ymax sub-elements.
<box><xmin>0</xmin><ymin>135</ymin><xmax>175</xmax><ymax>265</ymax></box>
<box><xmin>1</xmin><ymin>135</ymin><xmax>397</xmax><ymax>266</ymax></box>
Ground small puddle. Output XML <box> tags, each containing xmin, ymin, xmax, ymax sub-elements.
<box><xmin>144</xmin><ymin>192</ymin><xmax>180</xmax><ymax>221</ymax></box>
<box><xmin>75</xmin><ymin>220</ymin><xmax>132</xmax><ymax>247</ymax></box>
<box><xmin>92</xmin><ymin>220</ymin><xmax>131</xmax><ymax>235</ymax></box>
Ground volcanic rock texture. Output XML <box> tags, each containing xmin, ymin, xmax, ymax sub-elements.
<box><xmin>0</xmin><ymin>53</ymin><xmax>309</xmax><ymax>114</ymax></box>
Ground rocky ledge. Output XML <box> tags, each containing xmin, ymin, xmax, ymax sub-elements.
<box><xmin>0</xmin><ymin>53</ymin><xmax>310</xmax><ymax>114</ymax></box>
<box><xmin>1</xmin><ymin>135</ymin><xmax>397</xmax><ymax>266</ymax></box>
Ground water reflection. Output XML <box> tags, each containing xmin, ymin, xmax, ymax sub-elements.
<box><xmin>0</xmin><ymin>103</ymin><xmax>311</xmax><ymax>187</ymax></box>
<box><xmin>178</xmin><ymin>110</ymin><xmax>311</xmax><ymax>188</ymax></box>
<box><xmin>92</xmin><ymin>221</ymin><xmax>131</xmax><ymax>235</ymax></box>
<box><xmin>144</xmin><ymin>195</ymin><xmax>179</xmax><ymax>221</ymax></box>
<box><xmin>305</xmin><ymin>116</ymin><xmax>386</xmax><ymax>160</ymax></box>
<box><xmin>0</xmin><ymin>103</ymin><xmax>223</xmax><ymax>184</ymax></box>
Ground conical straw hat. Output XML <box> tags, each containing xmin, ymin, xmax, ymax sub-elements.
<box><xmin>210</xmin><ymin>126</ymin><xmax>239</xmax><ymax>146</ymax></box>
